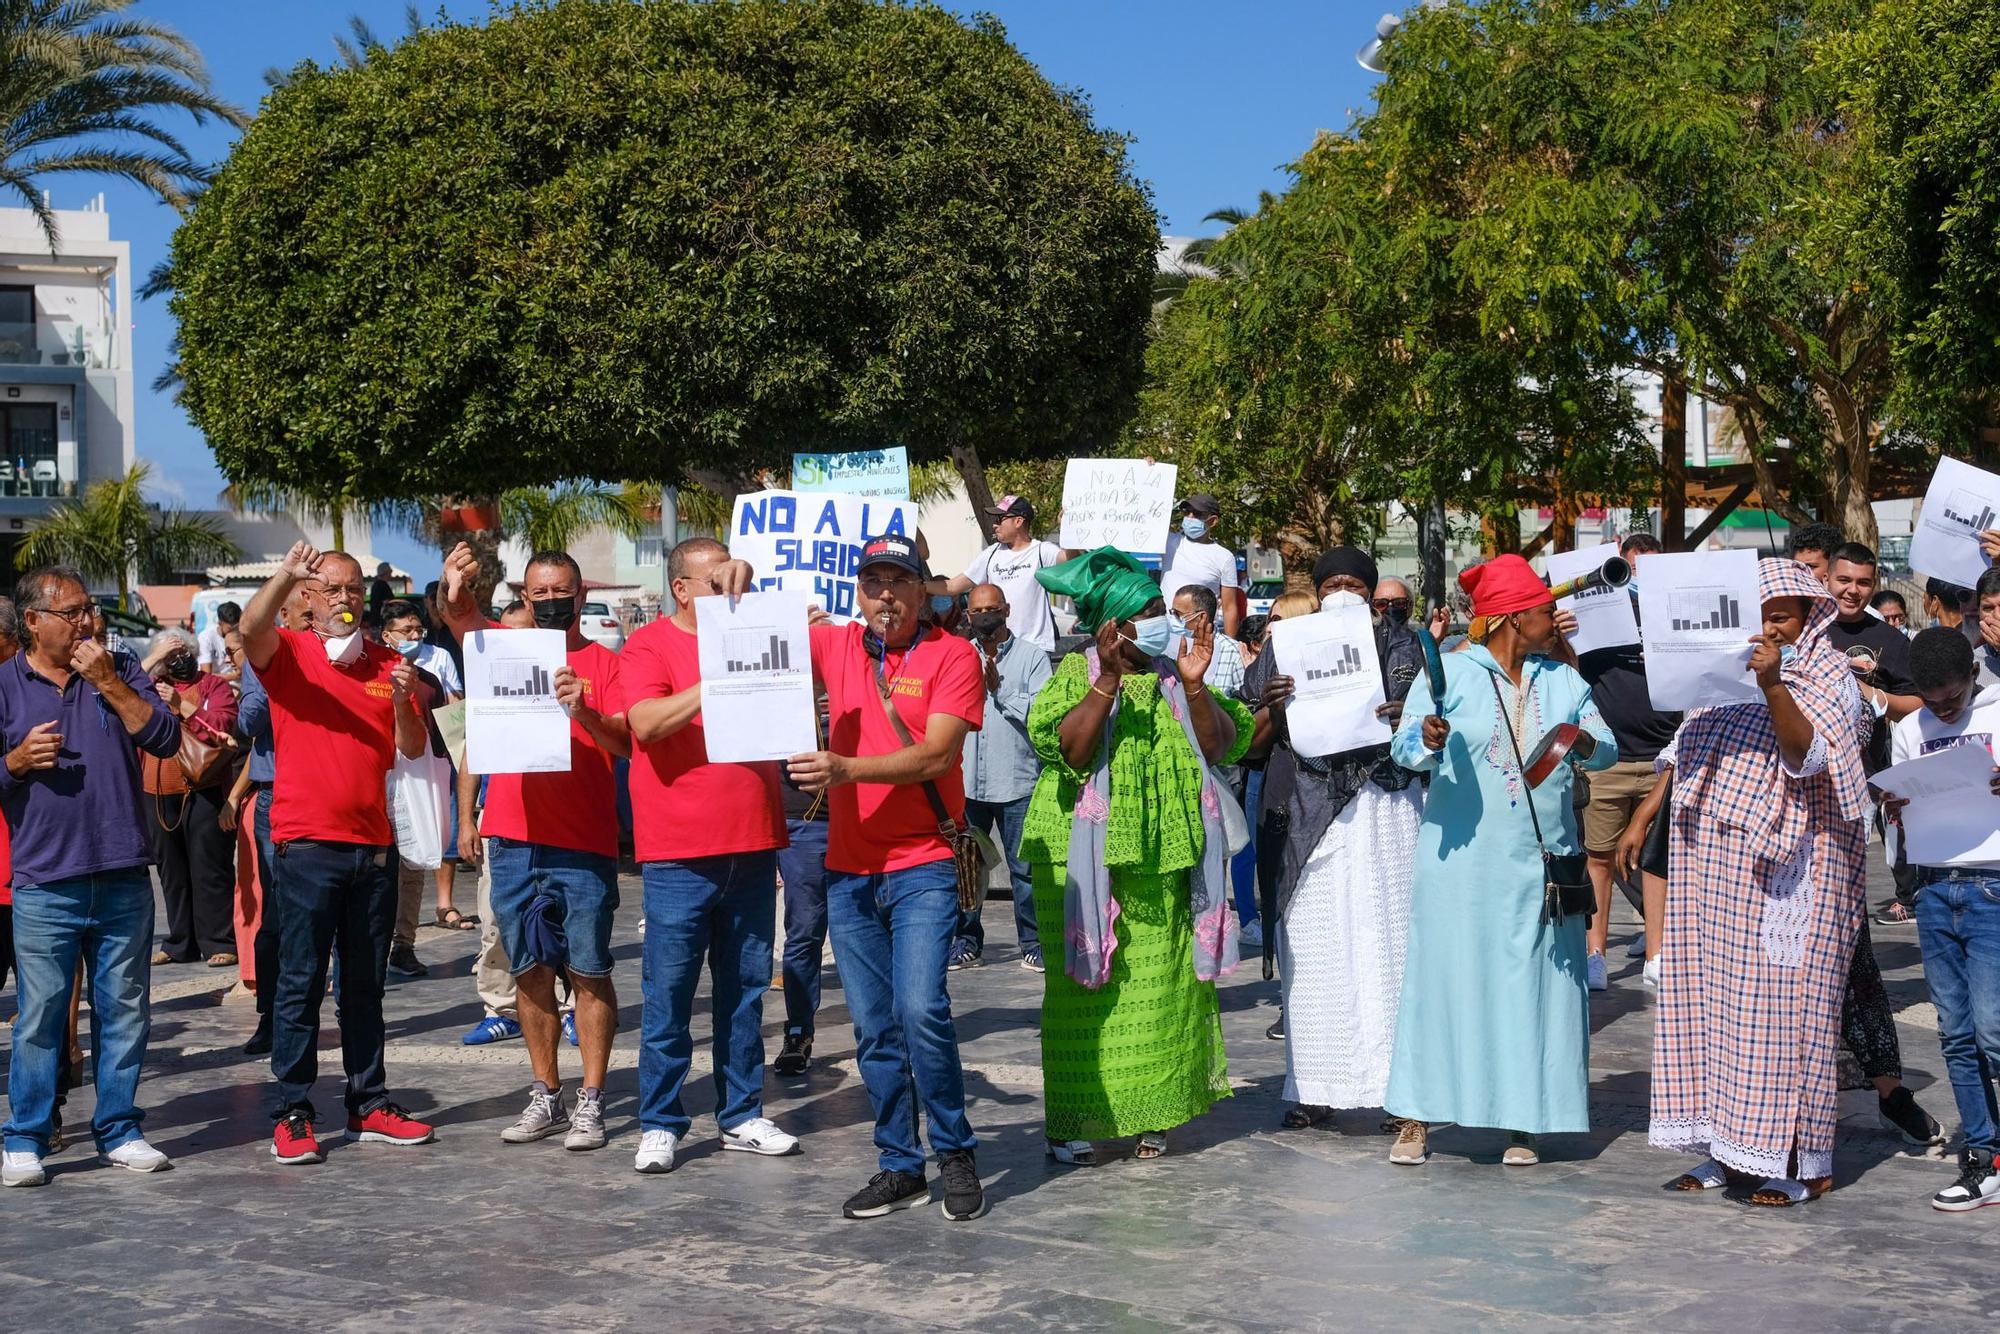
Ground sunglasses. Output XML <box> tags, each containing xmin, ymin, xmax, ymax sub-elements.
<box><xmin>1371</xmin><ymin>598</ymin><xmax>1412</xmax><ymax>613</ymax></box>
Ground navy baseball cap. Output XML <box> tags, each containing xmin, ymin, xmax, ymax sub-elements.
<box><xmin>858</xmin><ymin>533</ymin><xmax>923</xmax><ymax>578</ymax></box>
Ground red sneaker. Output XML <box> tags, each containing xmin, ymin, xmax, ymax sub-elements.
<box><xmin>346</xmin><ymin>1102</ymin><xmax>435</xmax><ymax>1146</ymax></box>
<box><xmin>271</xmin><ymin>1113</ymin><xmax>323</xmax><ymax>1165</ymax></box>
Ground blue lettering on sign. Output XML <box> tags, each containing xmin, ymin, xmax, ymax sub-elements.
<box><xmin>858</xmin><ymin>501</ymin><xmax>908</xmax><ymax>538</ymax></box>
<box><xmin>738</xmin><ymin>495</ymin><xmax>797</xmax><ymax>537</ymax></box>
<box><xmin>812</xmin><ymin>500</ymin><xmax>844</xmax><ymax>536</ymax></box>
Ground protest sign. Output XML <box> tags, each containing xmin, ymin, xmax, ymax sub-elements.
<box><xmin>729</xmin><ymin>489</ymin><xmax>921</xmax><ymax>619</ymax></box>
<box><xmin>1872</xmin><ymin>742</ymin><xmax>2000</xmax><ymax>867</ymax></box>
<box><xmin>1268</xmin><ymin>599</ymin><xmax>1391</xmax><ymax>757</ymax></box>
<box><xmin>463</xmin><ymin>628</ymin><xmax>571</xmax><ymax>774</ymax></box>
<box><xmin>792</xmin><ymin>447</ymin><xmax>910</xmax><ymax>499</ymax></box>
<box><xmin>1908</xmin><ymin>456</ymin><xmax>2000</xmax><ymax>590</ymax></box>
<box><xmin>1636</xmin><ymin>549</ymin><xmax>1762</xmax><ymax>711</ymax></box>
<box><xmin>1548</xmin><ymin>542</ymin><xmax>1640</xmax><ymax>654</ymax></box>
<box><xmin>695</xmin><ymin>591</ymin><xmax>818</xmax><ymax>763</ymax></box>
<box><xmin>1058</xmin><ymin>459</ymin><xmax>1177</xmax><ymax>553</ymax></box>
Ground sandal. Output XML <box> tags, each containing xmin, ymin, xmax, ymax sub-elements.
<box><xmin>1282</xmin><ymin>1104</ymin><xmax>1332</xmax><ymax>1130</ymax></box>
<box><xmin>1748</xmin><ymin>1176</ymin><xmax>1832</xmax><ymax>1207</ymax></box>
<box><xmin>1664</xmin><ymin>1159</ymin><xmax>1730</xmax><ymax>1192</ymax></box>
<box><xmin>434</xmin><ymin>908</ymin><xmax>479</xmax><ymax>930</ymax></box>
<box><xmin>1046</xmin><ymin>1138</ymin><xmax>1095</xmax><ymax>1166</ymax></box>
<box><xmin>1135</xmin><ymin>1132</ymin><xmax>1167</xmax><ymax>1160</ymax></box>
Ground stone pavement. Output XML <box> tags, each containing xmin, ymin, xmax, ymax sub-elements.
<box><xmin>1</xmin><ymin>865</ymin><xmax>1994</xmax><ymax>1333</ymax></box>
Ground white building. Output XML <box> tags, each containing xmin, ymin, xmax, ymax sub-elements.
<box><xmin>0</xmin><ymin>195</ymin><xmax>134</xmax><ymax>583</ymax></box>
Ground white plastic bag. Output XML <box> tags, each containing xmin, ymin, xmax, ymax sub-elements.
<box><xmin>387</xmin><ymin>749</ymin><xmax>452</xmax><ymax>870</ymax></box>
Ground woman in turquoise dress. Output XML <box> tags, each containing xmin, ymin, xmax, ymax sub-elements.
<box><xmin>1383</xmin><ymin>555</ymin><xmax>1616</xmax><ymax>1166</ymax></box>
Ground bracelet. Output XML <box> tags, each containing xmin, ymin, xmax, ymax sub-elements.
<box><xmin>1089</xmin><ymin>682</ymin><xmax>1118</xmax><ymax>701</ymax></box>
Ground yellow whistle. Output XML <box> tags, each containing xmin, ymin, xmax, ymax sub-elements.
<box><xmin>337</xmin><ymin>611</ymin><xmax>355</xmax><ymax>625</ymax></box>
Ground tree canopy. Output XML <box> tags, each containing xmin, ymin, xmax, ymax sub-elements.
<box><xmin>167</xmin><ymin>0</ymin><xmax>1158</xmax><ymax>507</ymax></box>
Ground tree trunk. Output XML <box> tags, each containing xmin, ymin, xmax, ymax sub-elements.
<box><xmin>331</xmin><ymin>502</ymin><xmax>346</xmax><ymax>553</ymax></box>
<box><xmin>1418</xmin><ymin>494</ymin><xmax>1447</xmax><ymax>612</ymax></box>
<box><xmin>949</xmin><ymin>442</ymin><xmax>998</xmax><ymax>532</ymax></box>
<box><xmin>1660</xmin><ymin>371</ymin><xmax>1687</xmax><ymax>549</ymax></box>
<box><xmin>1822</xmin><ymin>384</ymin><xmax>1879</xmax><ymax>550</ymax></box>
<box><xmin>1480</xmin><ymin>505</ymin><xmax>1520</xmax><ymax>556</ymax></box>
<box><xmin>439</xmin><ymin>493</ymin><xmax>507</xmax><ymax>610</ymax></box>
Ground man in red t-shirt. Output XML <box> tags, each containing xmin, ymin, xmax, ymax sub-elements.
<box><xmin>788</xmin><ymin>533</ymin><xmax>989</xmax><ymax>1222</ymax></box>
<box><xmin>439</xmin><ymin>544</ymin><xmax>629</xmax><ymax>1153</ymax></box>
<box><xmin>618</xmin><ymin>536</ymin><xmax>799</xmax><ymax>1173</ymax></box>
<box><xmin>241</xmin><ymin>542</ymin><xmax>433</xmax><ymax>1166</ymax></box>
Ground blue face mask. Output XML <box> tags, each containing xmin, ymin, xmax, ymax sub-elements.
<box><xmin>1180</xmin><ymin>516</ymin><xmax>1209</xmax><ymax>541</ymax></box>
<box><xmin>392</xmin><ymin>636</ymin><xmax>421</xmax><ymax>658</ymax></box>
<box><xmin>929</xmin><ymin>595</ymin><xmax>956</xmax><ymax>618</ymax></box>
<box><xmin>1779</xmin><ymin>643</ymin><xmax>1796</xmax><ymax>667</ymax></box>
<box><xmin>1125</xmin><ymin>614</ymin><xmax>1174</xmax><ymax>658</ymax></box>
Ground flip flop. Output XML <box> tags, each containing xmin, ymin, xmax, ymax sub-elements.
<box><xmin>1135</xmin><ymin>1132</ymin><xmax>1167</xmax><ymax>1160</ymax></box>
<box><xmin>1282</xmin><ymin>1104</ymin><xmax>1332</xmax><ymax>1129</ymax></box>
<box><xmin>1748</xmin><ymin>1176</ymin><xmax>1832</xmax><ymax>1207</ymax></box>
<box><xmin>1664</xmin><ymin>1159</ymin><xmax>1729</xmax><ymax>1192</ymax></box>
<box><xmin>434</xmin><ymin>908</ymin><xmax>479</xmax><ymax>930</ymax></box>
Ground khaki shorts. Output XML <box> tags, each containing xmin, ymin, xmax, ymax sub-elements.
<box><xmin>1580</xmin><ymin>758</ymin><xmax>1659</xmax><ymax>853</ymax></box>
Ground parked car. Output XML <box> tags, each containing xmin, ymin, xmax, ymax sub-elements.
<box><xmin>1244</xmin><ymin>580</ymin><xmax>1285</xmax><ymax>619</ymax></box>
<box><xmin>579</xmin><ymin>600</ymin><xmax>625</xmax><ymax>651</ymax></box>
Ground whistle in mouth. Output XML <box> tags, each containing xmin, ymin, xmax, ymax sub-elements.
<box><xmin>337</xmin><ymin>611</ymin><xmax>355</xmax><ymax>625</ymax></box>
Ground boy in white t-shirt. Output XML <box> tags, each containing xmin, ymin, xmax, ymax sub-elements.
<box><xmin>1878</xmin><ymin>627</ymin><xmax>2000</xmax><ymax>1212</ymax></box>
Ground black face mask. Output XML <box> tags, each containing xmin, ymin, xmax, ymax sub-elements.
<box><xmin>1382</xmin><ymin>605</ymin><xmax>1411</xmax><ymax>627</ymax></box>
<box><xmin>531</xmin><ymin>597</ymin><xmax>578</xmax><ymax>632</ymax></box>
<box><xmin>164</xmin><ymin>652</ymin><xmax>198</xmax><ymax>683</ymax></box>
<box><xmin>969</xmin><ymin>611</ymin><xmax>1006</xmax><ymax>639</ymax></box>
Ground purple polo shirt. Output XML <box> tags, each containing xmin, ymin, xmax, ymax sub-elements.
<box><xmin>0</xmin><ymin>648</ymin><xmax>179</xmax><ymax>888</ymax></box>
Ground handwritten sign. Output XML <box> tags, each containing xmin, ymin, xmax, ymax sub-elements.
<box><xmin>1058</xmin><ymin>459</ymin><xmax>1178</xmax><ymax>554</ymax></box>
<box><xmin>729</xmin><ymin>489</ymin><xmax>921</xmax><ymax>620</ymax></box>
<box><xmin>792</xmin><ymin>447</ymin><xmax>910</xmax><ymax>499</ymax></box>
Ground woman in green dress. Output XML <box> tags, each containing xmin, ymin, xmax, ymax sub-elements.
<box><xmin>1020</xmin><ymin>547</ymin><xmax>1255</xmax><ymax>1163</ymax></box>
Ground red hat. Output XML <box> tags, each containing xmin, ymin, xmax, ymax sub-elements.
<box><xmin>1457</xmin><ymin>554</ymin><xmax>1552</xmax><ymax>617</ymax></box>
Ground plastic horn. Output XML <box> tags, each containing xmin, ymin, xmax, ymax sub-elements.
<box><xmin>1545</xmin><ymin>554</ymin><xmax>1632</xmax><ymax>603</ymax></box>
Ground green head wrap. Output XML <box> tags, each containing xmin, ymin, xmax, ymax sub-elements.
<box><xmin>1036</xmin><ymin>546</ymin><xmax>1160</xmax><ymax>632</ymax></box>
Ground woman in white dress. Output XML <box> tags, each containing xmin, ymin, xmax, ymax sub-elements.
<box><xmin>1245</xmin><ymin>548</ymin><xmax>1425</xmax><ymax>1124</ymax></box>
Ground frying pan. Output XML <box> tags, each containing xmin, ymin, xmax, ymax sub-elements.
<box><xmin>1413</xmin><ymin>622</ymin><xmax>1446</xmax><ymax>717</ymax></box>
<box><xmin>1521</xmin><ymin>722</ymin><xmax>1598</xmax><ymax>788</ymax></box>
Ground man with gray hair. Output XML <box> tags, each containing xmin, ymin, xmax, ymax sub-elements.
<box><xmin>0</xmin><ymin>567</ymin><xmax>181</xmax><ymax>1188</ymax></box>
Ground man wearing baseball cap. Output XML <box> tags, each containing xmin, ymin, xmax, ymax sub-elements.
<box><xmin>1161</xmin><ymin>493</ymin><xmax>1243</xmax><ymax>636</ymax></box>
<box><xmin>792</xmin><ymin>531</ymin><xmax>990</xmax><ymax>1223</ymax></box>
<box><xmin>928</xmin><ymin>495</ymin><xmax>1065</xmax><ymax>655</ymax></box>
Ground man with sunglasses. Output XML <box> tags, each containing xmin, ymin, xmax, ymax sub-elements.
<box><xmin>1371</xmin><ymin>578</ymin><xmax>1415</xmax><ymax>628</ymax></box>
<box><xmin>788</xmin><ymin>533</ymin><xmax>989</xmax><ymax>1223</ymax></box>
<box><xmin>0</xmin><ymin>566</ymin><xmax>181</xmax><ymax>1187</ymax></box>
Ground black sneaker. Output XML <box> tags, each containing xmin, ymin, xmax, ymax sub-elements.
<box><xmin>243</xmin><ymin>1016</ymin><xmax>273</xmax><ymax>1057</ymax></box>
<box><xmin>938</xmin><ymin>1149</ymin><xmax>986</xmax><ymax>1221</ymax></box>
<box><xmin>1879</xmin><ymin>1086</ymin><xmax>1945</xmax><ymax>1147</ymax></box>
<box><xmin>1933</xmin><ymin>1151</ymin><xmax>2000</xmax><ymax>1212</ymax></box>
<box><xmin>1266</xmin><ymin>1011</ymin><xmax>1284</xmax><ymax>1041</ymax></box>
<box><xmin>774</xmin><ymin>1032</ymin><xmax>812</xmax><ymax>1078</ymax></box>
<box><xmin>387</xmin><ymin>945</ymin><xmax>428</xmax><ymax>979</ymax></box>
<box><xmin>842</xmin><ymin>1168</ymin><xmax>928</xmax><ymax>1219</ymax></box>
<box><xmin>1874</xmin><ymin>900</ymin><xmax>1916</xmax><ymax>926</ymax></box>
<box><xmin>947</xmin><ymin>939</ymin><xmax>982</xmax><ymax>971</ymax></box>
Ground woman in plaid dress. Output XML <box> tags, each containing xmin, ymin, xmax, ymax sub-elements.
<box><xmin>1645</xmin><ymin>559</ymin><xmax>1870</xmax><ymax>1206</ymax></box>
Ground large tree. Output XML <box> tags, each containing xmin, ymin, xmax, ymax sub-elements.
<box><xmin>166</xmin><ymin>0</ymin><xmax>1156</xmax><ymax>519</ymax></box>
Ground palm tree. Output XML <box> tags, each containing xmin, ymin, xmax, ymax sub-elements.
<box><xmin>0</xmin><ymin>0</ymin><xmax>244</xmax><ymax>253</ymax></box>
<box><xmin>20</xmin><ymin>461</ymin><xmax>240</xmax><ymax>610</ymax></box>
<box><xmin>219</xmin><ymin>478</ymin><xmax>390</xmax><ymax>551</ymax></box>
<box><xmin>263</xmin><ymin>5</ymin><xmax>424</xmax><ymax>87</ymax></box>
<box><xmin>1151</xmin><ymin>198</ymin><xmax>1272</xmax><ymax>317</ymax></box>
<box><xmin>501</xmin><ymin>482</ymin><xmax>649</xmax><ymax>554</ymax></box>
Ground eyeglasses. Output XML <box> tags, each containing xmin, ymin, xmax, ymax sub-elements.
<box><xmin>1372</xmin><ymin>598</ymin><xmax>1412</xmax><ymax>613</ymax></box>
<box><xmin>859</xmin><ymin>574</ymin><xmax>920</xmax><ymax>594</ymax></box>
<box><xmin>316</xmin><ymin>583</ymin><xmax>365</xmax><ymax>599</ymax></box>
<box><xmin>34</xmin><ymin>603</ymin><xmax>94</xmax><ymax>625</ymax></box>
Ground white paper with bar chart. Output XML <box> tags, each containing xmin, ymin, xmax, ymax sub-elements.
<box><xmin>695</xmin><ymin>590</ymin><xmax>818</xmax><ymax>763</ymax></box>
<box><xmin>463</xmin><ymin>627</ymin><xmax>573</xmax><ymax>774</ymax></box>
<box><xmin>1908</xmin><ymin>455</ymin><xmax>2000</xmax><ymax>590</ymax></box>
<box><xmin>1267</xmin><ymin>598</ymin><xmax>1391</xmax><ymax>758</ymax></box>
<box><xmin>1635</xmin><ymin>548</ymin><xmax>1763</xmax><ymax>711</ymax></box>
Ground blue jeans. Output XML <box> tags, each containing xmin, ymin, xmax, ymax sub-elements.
<box><xmin>777</xmin><ymin>819</ymin><xmax>830</xmax><ymax>1037</ymax></box>
<box><xmin>2</xmin><ymin>869</ymin><xmax>154</xmax><ymax>1155</ymax></box>
<box><xmin>1231</xmin><ymin>768</ymin><xmax>1263</xmax><ymax>925</ymax></box>
<box><xmin>487</xmin><ymin>838</ymin><xmax>620</xmax><ymax>977</ymax></box>
<box><xmin>957</xmin><ymin>796</ymin><xmax>1037</xmax><ymax>953</ymax></box>
<box><xmin>252</xmin><ymin>785</ymin><xmax>280</xmax><ymax>1016</ymax></box>
<box><xmin>638</xmin><ymin>852</ymin><xmax>776</xmax><ymax>1137</ymax></box>
<box><xmin>826</xmin><ymin>861</ymin><xmax>977</xmax><ymax>1173</ymax></box>
<box><xmin>1915</xmin><ymin>869</ymin><xmax>2000</xmax><ymax>1155</ymax></box>
<box><xmin>268</xmin><ymin>840</ymin><xmax>396</xmax><ymax>1120</ymax></box>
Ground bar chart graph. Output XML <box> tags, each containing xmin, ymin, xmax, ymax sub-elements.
<box><xmin>723</xmin><ymin>630</ymin><xmax>797</xmax><ymax>674</ymax></box>
<box><xmin>489</xmin><ymin>663</ymin><xmax>553</xmax><ymax>697</ymax></box>
<box><xmin>1667</xmin><ymin>591</ymin><xmax>1743</xmax><ymax>633</ymax></box>
<box><xmin>1305</xmin><ymin>643</ymin><xmax>1365</xmax><ymax>680</ymax></box>
<box><xmin>1942</xmin><ymin>490</ymin><xmax>1997</xmax><ymax>533</ymax></box>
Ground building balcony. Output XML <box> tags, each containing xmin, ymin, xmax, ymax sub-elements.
<box><xmin>0</xmin><ymin>320</ymin><xmax>111</xmax><ymax>369</ymax></box>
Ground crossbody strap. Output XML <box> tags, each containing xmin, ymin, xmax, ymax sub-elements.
<box><xmin>1488</xmin><ymin>671</ymin><xmax>1552</xmax><ymax>859</ymax></box>
<box><xmin>870</xmin><ymin>637</ymin><xmax>960</xmax><ymax>838</ymax></box>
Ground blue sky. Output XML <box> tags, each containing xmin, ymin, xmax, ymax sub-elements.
<box><xmin>98</xmin><ymin>0</ymin><xmax>1388</xmax><ymax>571</ymax></box>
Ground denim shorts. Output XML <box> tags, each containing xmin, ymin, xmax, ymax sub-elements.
<box><xmin>487</xmin><ymin>837</ymin><xmax>620</xmax><ymax>978</ymax></box>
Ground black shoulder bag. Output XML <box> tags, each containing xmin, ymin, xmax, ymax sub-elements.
<box><xmin>1489</xmin><ymin>673</ymin><xmax>1594</xmax><ymax>926</ymax></box>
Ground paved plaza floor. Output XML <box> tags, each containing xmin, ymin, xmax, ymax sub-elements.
<box><xmin>1</xmin><ymin>864</ymin><xmax>1993</xmax><ymax>1332</ymax></box>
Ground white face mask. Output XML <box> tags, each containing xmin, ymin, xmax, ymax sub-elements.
<box><xmin>324</xmin><ymin>630</ymin><xmax>365</xmax><ymax>665</ymax></box>
<box><xmin>1321</xmin><ymin>590</ymin><xmax>1365</xmax><ymax>611</ymax></box>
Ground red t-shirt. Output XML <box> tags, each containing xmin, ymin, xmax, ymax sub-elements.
<box><xmin>618</xmin><ymin>617</ymin><xmax>784</xmax><ymax>863</ymax></box>
<box><xmin>479</xmin><ymin>634</ymin><xmax>622</xmax><ymax>859</ymax></box>
<box><xmin>810</xmin><ymin>622</ymin><xmax>985</xmax><ymax>875</ymax></box>
<box><xmin>260</xmin><ymin>628</ymin><xmax>412</xmax><ymax>846</ymax></box>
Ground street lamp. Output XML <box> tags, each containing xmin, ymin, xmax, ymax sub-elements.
<box><xmin>1357</xmin><ymin>0</ymin><xmax>1449</xmax><ymax>72</ymax></box>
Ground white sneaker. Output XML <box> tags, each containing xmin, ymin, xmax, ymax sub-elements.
<box><xmin>721</xmin><ymin>1116</ymin><xmax>801</xmax><ymax>1157</ymax></box>
<box><xmin>1586</xmin><ymin>951</ymin><xmax>1608</xmax><ymax>991</ymax></box>
<box><xmin>2</xmin><ymin>1149</ymin><xmax>47</xmax><ymax>1187</ymax></box>
<box><xmin>99</xmin><ymin>1139</ymin><xmax>172</xmax><ymax>1173</ymax></box>
<box><xmin>1238</xmin><ymin>919</ymin><xmax>1265</xmax><ymax>951</ymax></box>
<box><xmin>1642</xmin><ymin>957</ymin><xmax>1661</xmax><ymax>992</ymax></box>
<box><xmin>633</xmin><ymin>1128</ymin><xmax>678</xmax><ymax>1174</ymax></box>
<box><xmin>501</xmin><ymin>1087</ymin><xmax>568</xmax><ymax>1144</ymax></box>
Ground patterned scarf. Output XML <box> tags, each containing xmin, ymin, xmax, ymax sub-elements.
<box><xmin>1064</xmin><ymin>647</ymin><xmax>1240</xmax><ymax>989</ymax></box>
<box><xmin>1671</xmin><ymin>558</ymin><xmax>1869</xmax><ymax>862</ymax></box>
